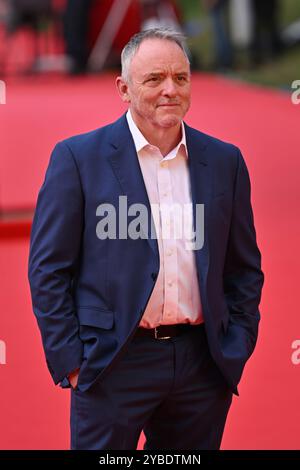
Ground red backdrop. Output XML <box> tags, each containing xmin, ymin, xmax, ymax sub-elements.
<box><xmin>0</xmin><ymin>73</ymin><xmax>299</xmax><ymax>449</ymax></box>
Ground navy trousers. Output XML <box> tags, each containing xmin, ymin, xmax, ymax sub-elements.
<box><xmin>70</xmin><ymin>324</ymin><xmax>232</xmax><ymax>450</ymax></box>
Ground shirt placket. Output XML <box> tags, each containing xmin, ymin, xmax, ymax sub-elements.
<box><xmin>157</xmin><ymin>158</ymin><xmax>179</xmax><ymax>323</ymax></box>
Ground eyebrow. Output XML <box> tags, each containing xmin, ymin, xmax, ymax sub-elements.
<box><xmin>143</xmin><ymin>71</ymin><xmax>190</xmax><ymax>79</ymax></box>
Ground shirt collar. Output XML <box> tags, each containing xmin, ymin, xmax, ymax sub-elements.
<box><xmin>126</xmin><ymin>109</ymin><xmax>188</xmax><ymax>159</ymax></box>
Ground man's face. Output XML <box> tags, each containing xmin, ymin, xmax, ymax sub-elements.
<box><xmin>118</xmin><ymin>38</ymin><xmax>191</xmax><ymax>130</ymax></box>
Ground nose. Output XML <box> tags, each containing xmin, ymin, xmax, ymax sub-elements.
<box><xmin>161</xmin><ymin>77</ymin><xmax>177</xmax><ymax>97</ymax></box>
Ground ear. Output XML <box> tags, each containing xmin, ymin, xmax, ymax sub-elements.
<box><xmin>116</xmin><ymin>76</ymin><xmax>131</xmax><ymax>103</ymax></box>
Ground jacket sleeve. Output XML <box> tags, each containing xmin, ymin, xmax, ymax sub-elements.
<box><xmin>28</xmin><ymin>142</ymin><xmax>84</xmax><ymax>385</ymax></box>
<box><xmin>223</xmin><ymin>148</ymin><xmax>264</xmax><ymax>352</ymax></box>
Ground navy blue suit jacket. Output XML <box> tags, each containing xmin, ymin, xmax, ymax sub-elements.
<box><xmin>28</xmin><ymin>114</ymin><xmax>264</xmax><ymax>395</ymax></box>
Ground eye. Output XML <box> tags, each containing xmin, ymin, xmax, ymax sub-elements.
<box><xmin>146</xmin><ymin>76</ymin><xmax>160</xmax><ymax>83</ymax></box>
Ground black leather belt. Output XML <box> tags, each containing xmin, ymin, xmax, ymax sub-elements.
<box><xmin>135</xmin><ymin>323</ymin><xmax>204</xmax><ymax>340</ymax></box>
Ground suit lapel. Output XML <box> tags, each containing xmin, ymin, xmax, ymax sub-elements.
<box><xmin>108</xmin><ymin>114</ymin><xmax>159</xmax><ymax>257</ymax></box>
<box><xmin>185</xmin><ymin>123</ymin><xmax>212</xmax><ymax>286</ymax></box>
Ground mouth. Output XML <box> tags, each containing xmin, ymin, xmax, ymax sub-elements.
<box><xmin>158</xmin><ymin>103</ymin><xmax>180</xmax><ymax>107</ymax></box>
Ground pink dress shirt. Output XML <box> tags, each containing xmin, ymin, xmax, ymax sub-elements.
<box><xmin>126</xmin><ymin>110</ymin><xmax>204</xmax><ymax>328</ymax></box>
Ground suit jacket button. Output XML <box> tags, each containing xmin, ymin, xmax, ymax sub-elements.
<box><xmin>151</xmin><ymin>272</ymin><xmax>158</xmax><ymax>281</ymax></box>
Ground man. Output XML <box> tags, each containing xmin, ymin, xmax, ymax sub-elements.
<box><xmin>28</xmin><ymin>28</ymin><xmax>264</xmax><ymax>450</ymax></box>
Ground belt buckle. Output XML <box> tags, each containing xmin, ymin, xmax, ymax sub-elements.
<box><xmin>154</xmin><ymin>327</ymin><xmax>171</xmax><ymax>340</ymax></box>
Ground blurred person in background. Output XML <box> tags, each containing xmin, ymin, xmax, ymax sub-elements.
<box><xmin>202</xmin><ymin>0</ymin><xmax>234</xmax><ymax>70</ymax></box>
<box><xmin>63</xmin><ymin>0</ymin><xmax>93</xmax><ymax>74</ymax></box>
<box><xmin>250</xmin><ymin>0</ymin><xmax>283</xmax><ymax>65</ymax></box>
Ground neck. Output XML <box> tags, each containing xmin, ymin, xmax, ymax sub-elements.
<box><xmin>130</xmin><ymin>112</ymin><xmax>182</xmax><ymax>156</ymax></box>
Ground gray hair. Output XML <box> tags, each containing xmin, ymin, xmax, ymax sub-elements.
<box><xmin>121</xmin><ymin>28</ymin><xmax>190</xmax><ymax>82</ymax></box>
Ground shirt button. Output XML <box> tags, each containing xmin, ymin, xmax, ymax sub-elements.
<box><xmin>167</xmin><ymin>249</ymin><xmax>173</xmax><ymax>256</ymax></box>
<box><xmin>167</xmin><ymin>280</ymin><xmax>173</xmax><ymax>287</ymax></box>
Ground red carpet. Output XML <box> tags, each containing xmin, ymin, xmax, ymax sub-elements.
<box><xmin>0</xmin><ymin>73</ymin><xmax>299</xmax><ymax>449</ymax></box>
